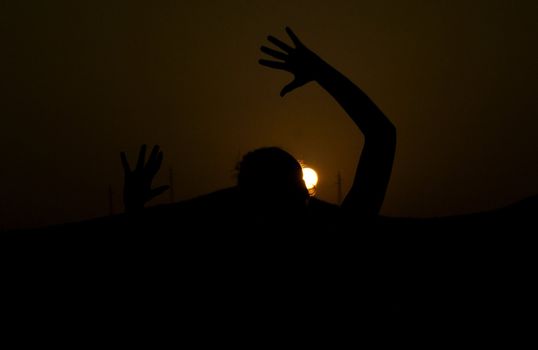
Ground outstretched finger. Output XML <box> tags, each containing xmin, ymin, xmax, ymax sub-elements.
<box><xmin>267</xmin><ymin>35</ymin><xmax>293</xmax><ymax>53</ymax></box>
<box><xmin>136</xmin><ymin>144</ymin><xmax>147</xmax><ymax>171</ymax></box>
<box><xmin>149</xmin><ymin>145</ymin><xmax>160</xmax><ymax>160</ymax></box>
<box><xmin>259</xmin><ymin>59</ymin><xmax>289</xmax><ymax>71</ymax></box>
<box><xmin>152</xmin><ymin>151</ymin><xmax>164</xmax><ymax>175</ymax></box>
<box><xmin>120</xmin><ymin>152</ymin><xmax>131</xmax><ymax>174</ymax></box>
<box><xmin>260</xmin><ymin>46</ymin><xmax>287</xmax><ymax>61</ymax></box>
<box><xmin>285</xmin><ymin>27</ymin><xmax>303</xmax><ymax>47</ymax></box>
<box><xmin>147</xmin><ymin>145</ymin><xmax>160</xmax><ymax>170</ymax></box>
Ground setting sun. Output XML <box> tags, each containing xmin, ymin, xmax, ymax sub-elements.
<box><xmin>302</xmin><ymin>167</ymin><xmax>318</xmax><ymax>191</ymax></box>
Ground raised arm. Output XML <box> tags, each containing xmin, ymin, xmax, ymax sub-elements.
<box><xmin>259</xmin><ymin>27</ymin><xmax>396</xmax><ymax>218</ymax></box>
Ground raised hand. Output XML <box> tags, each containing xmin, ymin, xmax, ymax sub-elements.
<box><xmin>120</xmin><ymin>145</ymin><xmax>169</xmax><ymax>213</ymax></box>
<box><xmin>259</xmin><ymin>27</ymin><xmax>324</xmax><ymax>97</ymax></box>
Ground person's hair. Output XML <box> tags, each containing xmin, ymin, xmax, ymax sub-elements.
<box><xmin>236</xmin><ymin>147</ymin><xmax>308</xmax><ymax>206</ymax></box>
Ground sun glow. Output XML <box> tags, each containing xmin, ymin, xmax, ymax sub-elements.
<box><xmin>302</xmin><ymin>167</ymin><xmax>318</xmax><ymax>191</ymax></box>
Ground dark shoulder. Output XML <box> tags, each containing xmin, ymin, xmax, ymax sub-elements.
<box><xmin>306</xmin><ymin>197</ymin><xmax>341</xmax><ymax>231</ymax></box>
<box><xmin>308</xmin><ymin>197</ymin><xmax>340</xmax><ymax>213</ymax></box>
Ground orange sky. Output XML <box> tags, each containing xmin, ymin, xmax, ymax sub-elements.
<box><xmin>1</xmin><ymin>0</ymin><xmax>537</xmax><ymax>229</ymax></box>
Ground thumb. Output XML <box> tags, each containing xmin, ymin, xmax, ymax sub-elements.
<box><xmin>280</xmin><ymin>79</ymin><xmax>305</xmax><ymax>97</ymax></box>
<box><xmin>149</xmin><ymin>185</ymin><xmax>170</xmax><ymax>199</ymax></box>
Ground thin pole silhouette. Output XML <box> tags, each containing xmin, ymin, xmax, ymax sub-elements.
<box><xmin>169</xmin><ymin>167</ymin><xmax>175</xmax><ymax>203</ymax></box>
<box><xmin>337</xmin><ymin>171</ymin><xmax>342</xmax><ymax>205</ymax></box>
<box><xmin>108</xmin><ymin>185</ymin><xmax>114</xmax><ymax>215</ymax></box>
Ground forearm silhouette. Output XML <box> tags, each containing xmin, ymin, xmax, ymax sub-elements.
<box><xmin>120</xmin><ymin>144</ymin><xmax>169</xmax><ymax>213</ymax></box>
<box><xmin>260</xmin><ymin>27</ymin><xmax>396</xmax><ymax>218</ymax></box>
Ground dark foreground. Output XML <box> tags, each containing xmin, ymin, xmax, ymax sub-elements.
<box><xmin>2</xmin><ymin>190</ymin><xmax>536</xmax><ymax>343</ymax></box>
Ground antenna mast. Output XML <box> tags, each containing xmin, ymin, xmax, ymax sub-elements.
<box><xmin>337</xmin><ymin>171</ymin><xmax>342</xmax><ymax>205</ymax></box>
<box><xmin>169</xmin><ymin>167</ymin><xmax>175</xmax><ymax>203</ymax></box>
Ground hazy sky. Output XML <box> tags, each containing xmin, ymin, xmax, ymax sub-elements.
<box><xmin>1</xmin><ymin>0</ymin><xmax>537</xmax><ymax>229</ymax></box>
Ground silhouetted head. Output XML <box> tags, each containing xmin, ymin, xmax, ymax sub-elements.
<box><xmin>237</xmin><ymin>147</ymin><xmax>309</xmax><ymax>215</ymax></box>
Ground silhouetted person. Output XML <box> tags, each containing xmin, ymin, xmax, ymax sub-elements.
<box><xmin>120</xmin><ymin>27</ymin><xmax>396</xmax><ymax>231</ymax></box>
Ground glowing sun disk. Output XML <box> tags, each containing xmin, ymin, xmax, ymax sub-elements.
<box><xmin>302</xmin><ymin>167</ymin><xmax>318</xmax><ymax>190</ymax></box>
